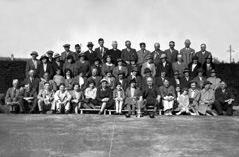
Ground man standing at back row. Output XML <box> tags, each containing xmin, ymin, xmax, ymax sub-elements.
<box><xmin>121</xmin><ymin>40</ymin><xmax>138</xmax><ymax>64</ymax></box>
<box><xmin>180</xmin><ymin>39</ymin><xmax>195</xmax><ymax>65</ymax></box>
<box><xmin>165</xmin><ymin>41</ymin><xmax>178</xmax><ymax>63</ymax></box>
<box><xmin>105</xmin><ymin>41</ymin><xmax>121</xmax><ymax>65</ymax></box>
<box><xmin>196</xmin><ymin>43</ymin><xmax>212</xmax><ymax>64</ymax></box>
<box><xmin>95</xmin><ymin>38</ymin><xmax>108</xmax><ymax>63</ymax></box>
<box><xmin>61</xmin><ymin>44</ymin><xmax>76</xmax><ymax>62</ymax></box>
<box><xmin>137</xmin><ymin>42</ymin><xmax>151</xmax><ymax>67</ymax></box>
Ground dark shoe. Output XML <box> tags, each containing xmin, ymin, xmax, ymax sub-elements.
<box><xmin>29</xmin><ymin>110</ymin><xmax>34</xmax><ymax>114</ymax></box>
<box><xmin>56</xmin><ymin>110</ymin><xmax>61</xmax><ymax>114</ymax></box>
<box><xmin>98</xmin><ymin>111</ymin><xmax>103</xmax><ymax>115</ymax></box>
<box><xmin>65</xmin><ymin>110</ymin><xmax>70</xmax><ymax>114</ymax></box>
<box><xmin>20</xmin><ymin>111</ymin><xmax>25</xmax><ymax>114</ymax></box>
<box><xmin>39</xmin><ymin>111</ymin><xmax>44</xmax><ymax>114</ymax></box>
<box><xmin>114</xmin><ymin>112</ymin><xmax>118</xmax><ymax>115</ymax></box>
<box><xmin>125</xmin><ymin>113</ymin><xmax>130</xmax><ymax>118</ymax></box>
<box><xmin>119</xmin><ymin>112</ymin><xmax>123</xmax><ymax>115</ymax></box>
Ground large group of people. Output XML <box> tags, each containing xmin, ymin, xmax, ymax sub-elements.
<box><xmin>2</xmin><ymin>38</ymin><xmax>236</xmax><ymax>117</ymax></box>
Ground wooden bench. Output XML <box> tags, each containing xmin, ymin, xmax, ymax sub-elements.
<box><xmin>80</xmin><ymin>109</ymin><xmax>107</xmax><ymax>115</ymax></box>
<box><xmin>107</xmin><ymin>109</ymin><xmax>162</xmax><ymax>115</ymax></box>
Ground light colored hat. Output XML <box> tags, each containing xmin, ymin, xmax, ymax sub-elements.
<box><xmin>100</xmin><ymin>79</ymin><xmax>108</xmax><ymax>84</ymax></box>
<box><xmin>160</xmin><ymin>53</ymin><xmax>167</xmax><ymax>59</ymax></box>
<box><xmin>54</xmin><ymin>53</ymin><xmax>60</xmax><ymax>58</ymax></box>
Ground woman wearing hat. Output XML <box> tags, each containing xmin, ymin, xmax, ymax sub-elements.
<box><xmin>26</xmin><ymin>51</ymin><xmax>40</xmax><ymax>78</ymax></box>
<box><xmin>63</xmin><ymin>55</ymin><xmax>78</xmax><ymax>76</ymax></box>
<box><xmin>91</xmin><ymin>57</ymin><xmax>103</xmax><ymax>77</ymax></box>
<box><xmin>127</xmin><ymin>67</ymin><xmax>142</xmax><ymax>89</ymax></box>
<box><xmin>141</xmin><ymin>68</ymin><xmax>156</xmax><ymax>90</ymax></box>
<box><xmin>141</xmin><ymin>54</ymin><xmax>156</xmax><ymax>77</ymax></box>
<box><xmin>202</xmin><ymin>55</ymin><xmax>215</xmax><ymax>78</ymax></box>
<box><xmin>115</xmin><ymin>71</ymin><xmax>128</xmax><ymax>91</ymax></box>
<box><xmin>103</xmin><ymin>69</ymin><xmax>115</xmax><ymax>90</ymax></box>
<box><xmin>188</xmin><ymin>55</ymin><xmax>202</xmax><ymax>78</ymax></box>
<box><xmin>155</xmin><ymin>53</ymin><xmax>173</xmax><ymax>78</ymax></box>
<box><xmin>125</xmin><ymin>79</ymin><xmax>141</xmax><ymax>115</ymax></box>
<box><xmin>198</xmin><ymin>81</ymin><xmax>217</xmax><ymax>116</ymax></box>
<box><xmin>36</xmin><ymin>55</ymin><xmax>54</xmax><ymax>80</ymax></box>
<box><xmin>101</xmin><ymin>55</ymin><xmax>115</xmax><ymax>77</ymax></box>
<box><xmin>194</xmin><ymin>68</ymin><xmax>207</xmax><ymax>89</ymax></box>
<box><xmin>96</xmin><ymin>79</ymin><xmax>114</xmax><ymax>115</ymax></box>
<box><xmin>207</xmin><ymin>69</ymin><xmax>221</xmax><ymax>90</ymax></box>
<box><xmin>127</xmin><ymin>56</ymin><xmax>140</xmax><ymax>76</ymax></box>
<box><xmin>159</xmin><ymin>79</ymin><xmax>176</xmax><ymax>116</ymax></box>
<box><xmin>113</xmin><ymin>58</ymin><xmax>128</xmax><ymax>78</ymax></box>
<box><xmin>75</xmin><ymin>53</ymin><xmax>90</xmax><ymax>77</ymax></box>
<box><xmin>170</xmin><ymin>70</ymin><xmax>181</xmax><ymax>88</ymax></box>
<box><xmin>52</xmin><ymin>53</ymin><xmax>64</xmax><ymax>76</ymax></box>
<box><xmin>180</xmin><ymin>68</ymin><xmax>193</xmax><ymax>89</ymax></box>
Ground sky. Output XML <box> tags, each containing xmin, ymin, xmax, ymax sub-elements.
<box><xmin>0</xmin><ymin>0</ymin><xmax>239</xmax><ymax>62</ymax></box>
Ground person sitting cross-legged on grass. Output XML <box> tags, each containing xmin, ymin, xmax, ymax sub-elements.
<box><xmin>54</xmin><ymin>83</ymin><xmax>72</xmax><ymax>114</ymax></box>
<box><xmin>5</xmin><ymin>79</ymin><xmax>20</xmax><ymax>114</ymax></box>
<box><xmin>125</xmin><ymin>79</ymin><xmax>141</xmax><ymax>115</ymax></box>
<box><xmin>70</xmin><ymin>83</ymin><xmax>83</xmax><ymax>114</ymax></box>
<box><xmin>84</xmin><ymin>79</ymin><xmax>98</xmax><ymax>109</ymax></box>
<box><xmin>176</xmin><ymin>88</ymin><xmax>191</xmax><ymax>115</ymax></box>
<box><xmin>113</xmin><ymin>82</ymin><xmax>125</xmax><ymax>115</ymax></box>
<box><xmin>96</xmin><ymin>79</ymin><xmax>114</xmax><ymax>115</ymax></box>
<box><xmin>37</xmin><ymin>82</ymin><xmax>54</xmax><ymax>114</ymax></box>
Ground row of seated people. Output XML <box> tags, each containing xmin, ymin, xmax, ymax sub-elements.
<box><xmin>4</xmin><ymin>70</ymin><xmax>235</xmax><ymax>116</ymax></box>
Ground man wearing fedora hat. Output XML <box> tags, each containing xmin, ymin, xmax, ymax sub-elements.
<box><xmin>85</xmin><ymin>42</ymin><xmax>98</xmax><ymax>65</ymax></box>
<box><xmin>180</xmin><ymin>39</ymin><xmax>195</xmax><ymax>65</ymax></box>
<box><xmin>127</xmin><ymin>67</ymin><xmax>142</xmax><ymax>89</ymax></box>
<box><xmin>113</xmin><ymin>58</ymin><xmax>128</xmax><ymax>78</ymax></box>
<box><xmin>52</xmin><ymin>53</ymin><xmax>64</xmax><ymax>75</ymax></box>
<box><xmin>137</xmin><ymin>42</ymin><xmax>151</xmax><ymax>67</ymax></box>
<box><xmin>194</xmin><ymin>68</ymin><xmax>207</xmax><ymax>89</ymax></box>
<box><xmin>151</xmin><ymin>43</ymin><xmax>165</xmax><ymax>65</ymax></box>
<box><xmin>155</xmin><ymin>53</ymin><xmax>173</xmax><ymax>78</ymax></box>
<box><xmin>188</xmin><ymin>55</ymin><xmax>202</xmax><ymax>78</ymax></box>
<box><xmin>164</xmin><ymin>41</ymin><xmax>178</xmax><ymax>63</ymax></box>
<box><xmin>61</xmin><ymin>44</ymin><xmax>76</xmax><ymax>62</ymax></box>
<box><xmin>196</xmin><ymin>43</ymin><xmax>212</xmax><ymax>65</ymax></box>
<box><xmin>121</xmin><ymin>40</ymin><xmax>138</xmax><ymax>65</ymax></box>
<box><xmin>180</xmin><ymin>68</ymin><xmax>193</xmax><ymax>89</ymax></box>
<box><xmin>95</xmin><ymin>38</ymin><xmax>109</xmax><ymax>63</ymax></box>
<box><xmin>25</xmin><ymin>51</ymin><xmax>40</xmax><ymax>78</ymax></box>
<box><xmin>105</xmin><ymin>41</ymin><xmax>122</xmax><ymax>65</ymax></box>
<box><xmin>141</xmin><ymin>54</ymin><xmax>156</xmax><ymax>77</ymax></box>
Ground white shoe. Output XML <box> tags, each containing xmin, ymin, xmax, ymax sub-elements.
<box><xmin>190</xmin><ymin>112</ymin><xmax>196</xmax><ymax>116</ymax></box>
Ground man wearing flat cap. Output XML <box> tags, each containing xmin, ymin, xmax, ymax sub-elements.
<box><xmin>61</xmin><ymin>44</ymin><xmax>76</xmax><ymax>62</ymax></box>
<box><xmin>155</xmin><ymin>53</ymin><xmax>173</xmax><ymax>78</ymax></box>
<box><xmin>196</xmin><ymin>43</ymin><xmax>212</xmax><ymax>65</ymax></box>
<box><xmin>188</xmin><ymin>55</ymin><xmax>202</xmax><ymax>78</ymax></box>
<box><xmin>25</xmin><ymin>51</ymin><xmax>40</xmax><ymax>78</ymax></box>
<box><xmin>85</xmin><ymin>42</ymin><xmax>98</xmax><ymax>65</ymax></box>
<box><xmin>180</xmin><ymin>39</ymin><xmax>195</xmax><ymax>65</ymax></box>
<box><xmin>151</xmin><ymin>43</ymin><xmax>165</xmax><ymax>65</ymax></box>
<box><xmin>137</xmin><ymin>42</ymin><xmax>151</xmax><ymax>67</ymax></box>
<box><xmin>95</xmin><ymin>38</ymin><xmax>109</xmax><ymax>63</ymax></box>
<box><xmin>164</xmin><ymin>41</ymin><xmax>178</xmax><ymax>63</ymax></box>
<box><xmin>46</xmin><ymin>50</ymin><xmax>54</xmax><ymax>64</ymax></box>
<box><xmin>105</xmin><ymin>41</ymin><xmax>121</xmax><ymax>65</ymax></box>
<box><xmin>121</xmin><ymin>40</ymin><xmax>138</xmax><ymax>65</ymax></box>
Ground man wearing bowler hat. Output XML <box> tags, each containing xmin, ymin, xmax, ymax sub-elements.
<box><xmin>25</xmin><ymin>51</ymin><xmax>40</xmax><ymax>78</ymax></box>
<box><xmin>137</xmin><ymin>42</ymin><xmax>151</xmax><ymax>67</ymax></box>
<box><xmin>85</xmin><ymin>42</ymin><xmax>98</xmax><ymax>65</ymax></box>
<box><xmin>180</xmin><ymin>39</ymin><xmax>195</xmax><ymax>65</ymax></box>
<box><xmin>61</xmin><ymin>44</ymin><xmax>76</xmax><ymax>62</ymax></box>
<box><xmin>155</xmin><ymin>53</ymin><xmax>173</xmax><ymax>78</ymax></box>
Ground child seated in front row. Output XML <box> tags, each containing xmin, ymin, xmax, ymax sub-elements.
<box><xmin>113</xmin><ymin>82</ymin><xmax>125</xmax><ymax>115</ymax></box>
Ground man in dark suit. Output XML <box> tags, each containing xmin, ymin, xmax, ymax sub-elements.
<box><xmin>121</xmin><ymin>40</ymin><xmax>138</xmax><ymax>64</ymax></box>
<box><xmin>74</xmin><ymin>44</ymin><xmax>82</xmax><ymax>60</ymax></box>
<box><xmin>180</xmin><ymin>39</ymin><xmax>195</xmax><ymax>65</ymax></box>
<box><xmin>36</xmin><ymin>55</ymin><xmax>54</xmax><ymax>79</ymax></box>
<box><xmin>195</xmin><ymin>43</ymin><xmax>212</xmax><ymax>64</ymax></box>
<box><xmin>155</xmin><ymin>54</ymin><xmax>173</xmax><ymax>78</ymax></box>
<box><xmin>164</xmin><ymin>41</ymin><xmax>178</xmax><ymax>63</ymax></box>
<box><xmin>214</xmin><ymin>81</ymin><xmax>235</xmax><ymax>116</ymax></box>
<box><xmin>60</xmin><ymin>44</ymin><xmax>76</xmax><ymax>62</ymax></box>
<box><xmin>106</xmin><ymin>41</ymin><xmax>121</xmax><ymax>65</ymax></box>
<box><xmin>25</xmin><ymin>51</ymin><xmax>40</xmax><ymax>78</ymax></box>
<box><xmin>95</xmin><ymin>38</ymin><xmax>108</xmax><ymax>63</ymax></box>
<box><xmin>5</xmin><ymin>79</ymin><xmax>20</xmax><ymax>113</ymax></box>
<box><xmin>170</xmin><ymin>70</ymin><xmax>181</xmax><ymax>88</ymax></box>
<box><xmin>151</xmin><ymin>43</ymin><xmax>165</xmax><ymax>65</ymax></box>
<box><xmin>156</xmin><ymin>70</ymin><xmax>169</xmax><ymax>87</ymax></box>
<box><xmin>85</xmin><ymin>42</ymin><xmax>98</xmax><ymax>65</ymax></box>
<box><xmin>180</xmin><ymin>68</ymin><xmax>193</xmax><ymax>89</ymax></box>
<box><xmin>18</xmin><ymin>83</ymin><xmax>38</xmax><ymax>114</ymax></box>
<box><xmin>52</xmin><ymin>53</ymin><xmax>64</xmax><ymax>75</ymax></box>
<box><xmin>115</xmin><ymin>72</ymin><xmax>128</xmax><ymax>91</ymax></box>
<box><xmin>141</xmin><ymin>68</ymin><xmax>156</xmax><ymax>90</ymax></box>
<box><xmin>46</xmin><ymin>50</ymin><xmax>54</xmax><ymax>64</ymax></box>
<box><xmin>188</xmin><ymin>56</ymin><xmax>202</xmax><ymax>78</ymax></box>
<box><xmin>22</xmin><ymin>69</ymin><xmax>40</xmax><ymax>93</ymax></box>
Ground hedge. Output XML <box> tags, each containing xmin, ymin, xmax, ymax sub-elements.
<box><xmin>0</xmin><ymin>61</ymin><xmax>238</xmax><ymax>105</ymax></box>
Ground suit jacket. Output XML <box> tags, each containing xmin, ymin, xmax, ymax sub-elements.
<box><xmin>85</xmin><ymin>76</ymin><xmax>102</xmax><ymax>88</ymax></box>
<box><xmin>52</xmin><ymin>61</ymin><xmax>64</xmax><ymax>75</ymax></box>
<box><xmin>73</xmin><ymin>75</ymin><xmax>87</xmax><ymax>89</ymax></box>
<box><xmin>215</xmin><ymin>88</ymin><xmax>235</xmax><ymax>103</ymax></box>
<box><xmin>127</xmin><ymin>75</ymin><xmax>142</xmax><ymax>89</ymax></box>
<box><xmin>170</xmin><ymin>77</ymin><xmax>180</xmax><ymax>88</ymax></box>
<box><xmin>115</xmin><ymin>78</ymin><xmax>128</xmax><ymax>91</ymax></box>
<box><xmin>85</xmin><ymin>50</ymin><xmax>98</xmax><ymax>65</ymax></box>
<box><xmin>101</xmin><ymin>63</ymin><xmax>115</xmax><ymax>76</ymax></box>
<box><xmin>137</xmin><ymin>49</ymin><xmax>151</xmax><ymax>66</ymax></box>
<box><xmin>60</xmin><ymin>51</ymin><xmax>76</xmax><ymax>62</ymax></box>
<box><xmin>141</xmin><ymin>62</ymin><xmax>156</xmax><ymax>77</ymax></box>
<box><xmin>75</xmin><ymin>60</ymin><xmax>90</xmax><ymax>77</ymax></box>
<box><xmin>95</xmin><ymin>47</ymin><xmax>109</xmax><ymax>62</ymax></box>
<box><xmin>54</xmin><ymin>90</ymin><xmax>72</xmax><ymax>102</ymax></box>
<box><xmin>155</xmin><ymin>61</ymin><xmax>173</xmax><ymax>78</ymax></box>
<box><xmin>195</xmin><ymin>51</ymin><xmax>212</xmax><ymax>65</ymax></box>
<box><xmin>36</xmin><ymin>63</ymin><xmax>54</xmax><ymax>79</ymax></box>
<box><xmin>38</xmin><ymin>80</ymin><xmax>57</xmax><ymax>93</ymax></box>
<box><xmin>105</xmin><ymin>49</ymin><xmax>121</xmax><ymax>65</ymax></box>
<box><xmin>141</xmin><ymin>76</ymin><xmax>156</xmax><ymax>90</ymax></box>
<box><xmin>172</xmin><ymin>62</ymin><xmax>188</xmax><ymax>77</ymax></box>
<box><xmin>159</xmin><ymin>85</ymin><xmax>176</xmax><ymax>98</ymax></box>
<box><xmin>125</xmin><ymin>87</ymin><xmax>141</xmax><ymax>98</ymax></box>
<box><xmin>156</xmin><ymin>77</ymin><xmax>170</xmax><ymax>87</ymax></box>
<box><xmin>180</xmin><ymin>47</ymin><xmax>195</xmax><ymax>65</ymax></box>
<box><xmin>113</xmin><ymin>66</ymin><xmax>128</xmax><ymax>78</ymax></box>
<box><xmin>141</xmin><ymin>86</ymin><xmax>160</xmax><ymax>99</ymax></box>
<box><xmin>96</xmin><ymin>87</ymin><xmax>113</xmax><ymax>103</ymax></box>
<box><xmin>194</xmin><ymin>76</ymin><xmax>207</xmax><ymax>89</ymax></box>
<box><xmin>188</xmin><ymin>88</ymin><xmax>201</xmax><ymax>103</ymax></box>
<box><xmin>188</xmin><ymin>62</ymin><xmax>202</xmax><ymax>78</ymax></box>
<box><xmin>18</xmin><ymin>89</ymin><xmax>37</xmax><ymax>99</ymax></box>
<box><xmin>121</xmin><ymin>48</ymin><xmax>138</xmax><ymax>63</ymax></box>
<box><xmin>151</xmin><ymin>50</ymin><xmax>165</xmax><ymax>65</ymax></box>
<box><xmin>5</xmin><ymin>88</ymin><xmax>20</xmax><ymax>103</ymax></box>
<box><xmin>180</xmin><ymin>76</ymin><xmax>193</xmax><ymax>89</ymax></box>
<box><xmin>25</xmin><ymin>59</ymin><xmax>40</xmax><ymax>77</ymax></box>
<box><xmin>202</xmin><ymin>62</ymin><xmax>215</xmax><ymax>78</ymax></box>
<box><xmin>22</xmin><ymin>77</ymin><xmax>40</xmax><ymax>92</ymax></box>
<box><xmin>164</xmin><ymin>49</ymin><xmax>178</xmax><ymax>63</ymax></box>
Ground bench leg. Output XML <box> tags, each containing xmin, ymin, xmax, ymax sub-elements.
<box><xmin>80</xmin><ymin>110</ymin><xmax>83</xmax><ymax>114</ymax></box>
